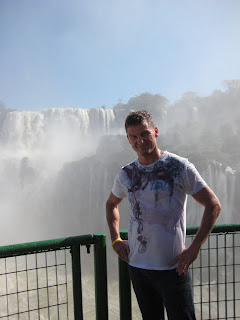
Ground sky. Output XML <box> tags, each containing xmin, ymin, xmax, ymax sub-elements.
<box><xmin>0</xmin><ymin>0</ymin><xmax>240</xmax><ymax>111</ymax></box>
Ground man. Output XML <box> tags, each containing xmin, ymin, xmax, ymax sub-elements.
<box><xmin>106</xmin><ymin>110</ymin><xmax>221</xmax><ymax>320</ymax></box>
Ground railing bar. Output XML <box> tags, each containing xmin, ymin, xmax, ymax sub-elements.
<box><xmin>216</xmin><ymin>234</ymin><xmax>219</xmax><ymax>320</ymax></box>
<box><xmin>0</xmin><ymin>282</ymin><xmax>68</xmax><ymax>298</ymax></box>
<box><xmin>190</xmin><ymin>263</ymin><xmax>238</xmax><ymax>268</ymax></box>
<box><xmin>119</xmin><ymin>230</ymin><xmax>131</xmax><ymax>320</ymax></box>
<box><xmin>45</xmin><ymin>252</ymin><xmax>51</xmax><ymax>320</ymax></box>
<box><xmin>195</xmin><ymin>298</ymin><xmax>239</xmax><ymax>303</ymax></box>
<box><xmin>94</xmin><ymin>233</ymin><xmax>108</xmax><ymax>320</ymax></box>
<box><xmin>0</xmin><ymin>302</ymin><xmax>69</xmax><ymax>318</ymax></box>
<box><xmin>232</xmin><ymin>233</ymin><xmax>236</xmax><ymax>320</ymax></box>
<box><xmin>64</xmin><ymin>249</ymin><xmax>69</xmax><ymax>320</ymax></box>
<box><xmin>0</xmin><ymin>235</ymin><xmax>94</xmax><ymax>258</ymax></box>
<box><xmin>35</xmin><ymin>253</ymin><xmax>41</xmax><ymax>320</ymax></box>
<box><xmin>15</xmin><ymin>256</ymin><xmax>20</xmax><ymax>319</ymax></box>
<box><xmin>200</xmin><ymin>245</ymin><xmax>203</xmax><ymax>320</ymax></box>
<box><xmin>0</xmin><ymin>248</ymin><xmax>71</xmax><ymax>259</ymax></box>
<box><xmin>199</xmin><ymin>246</ymin><xmax>237</xmax><ymax>250</ymax></box>
<box><xmin>25</xmin><ymin>255</ymin><xmax>30</xmax><ymax>320</ymax></box>
<box><xmin>191</xmin><ymin>236</ymin><xmax>195</xmax><ymax>307</ymax></box>
<box><xmin>208</xmin><ymin>237</ymin><xmax>211</xmax><ymax>319</ymax></box>
<box><xmin>55</xmin><ymin>251</ymin><xmax>60</xmax><ymax>320</ymax></box>
<box><xmin>0</xmin><ymin>263</ymin><xmax>67</xmax><ymax>276</ymax></box>
<box><xmin>4</xmin><ymin>258</ymin><xmax>9</xmax><ymax>320</ymax></box>
<box><xmin>184</xmin><ymin>283</ymin><xmax>231</xmax><ymax>289</ymax></box>
<box><xmin>186</xmin><ymin>281</ymin><xmax>238</xmax><ymax>289</ymax></box>
<box><xmin>71</xmin><ymin>244</ymin><xmax>84</xmax><ymax>320</ymax></box>
<box><xmin>224</xmin><ymin>234</ymin><xmax>227</xmax><ymax>319</ymax></box>
<box><xmin>187</xmin><ymin>224</ymin><xmax>240</xmax><ymax>236</ymax></box>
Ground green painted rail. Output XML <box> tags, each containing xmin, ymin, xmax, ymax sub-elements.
<box><xmin>0</xmin><ymin>233</ymin><xmax>108</xmax><ymax>320</ymax></box>
<box><xmin>118</xmin><ymin>224</ymin><xmax>240</xmax><ymax>320</ymax></box>
<box><xmin>0</xmin><ymin>224</ymin><xmax>240</xmax><ymax>319</ymax></box>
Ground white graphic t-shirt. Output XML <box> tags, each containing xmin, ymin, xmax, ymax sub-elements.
<box><xmin>112</xmin><ymin>151</ymin><xmax>207</xmax><ymax>270</ymax></box>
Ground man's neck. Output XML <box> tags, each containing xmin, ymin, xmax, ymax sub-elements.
<box><xmin>138</xmin><ymin>149</ymin><xmax>163</xmax><ymax>165</ymax></box>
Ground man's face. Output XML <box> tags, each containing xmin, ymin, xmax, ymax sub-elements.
<box><xmin>126</xmin><ymin>121</ymin><xmax>158</xmax><ymax>157</ymax></box>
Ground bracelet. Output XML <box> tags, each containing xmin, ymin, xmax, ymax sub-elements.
<box><xmin>112</xmin><ymin>237</ymin><xmax>122</xmax><ymax>247</ymax></box>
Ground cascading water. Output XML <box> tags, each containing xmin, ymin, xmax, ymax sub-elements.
<box><xmin>0</xmin><ymin>105</ymin><xmax>239</xmax><ymax>243</ymax></box>
<box><xmin>0</xmin><ymin>105</ymin><xmax>239</xmax><ymax>320</ymax></box>
<box><xmin>0</xmin><ymin>107</ymin><xmax>126</xmax><ymax>245</ymax></box>
<box><xmin>187</xmin><ymin>161</ymin><xmax>237</xmax><ymax>226</ymax></box>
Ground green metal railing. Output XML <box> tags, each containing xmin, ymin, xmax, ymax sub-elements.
<box><xmin>0</xmin><ymin>224</ymin><xmax>239</xmax><ymax>319</ymax></box>
<box><xmin>187</xmin><ymin>224</ymin><xmax>240</xmax><ymax>320</ymax></box>
<box><xmin>0</xmin><ymin>233</ymin><xmax>108</xmax><ymax>320</ymax></box>
<box><xmin>119</xmin><ymin>224</ymin><xmax>240</xmax><ymax>320</ymax></box>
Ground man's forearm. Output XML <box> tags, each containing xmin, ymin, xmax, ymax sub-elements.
<box><xmin>106</xmin><ymin>203</ymin><xmax>121</xmax><ymax>241</ymax></box>
<box><xmin>190</xmin><ymin>202</ymin><xmax>221</xmax><ymax>251</ymax></box>
<box><xmin>106</xmin><ymin>193</ymin><xmax>129</xmax><ymax>262</ymax></box>
<box><xmin>169</xmin><ymin>200</ymin><xmax>221</xmax><ymax>274</ymax></box>
<box><xmin>190</xmin><ymin>186</ymin><xmax>221</xmax><ymax>252</ymax></box>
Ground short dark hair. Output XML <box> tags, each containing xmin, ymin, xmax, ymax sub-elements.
<box><xmin>125</xmin><ymin>110</ymin><xmax>155</xmax><ymax>131</ymax></box>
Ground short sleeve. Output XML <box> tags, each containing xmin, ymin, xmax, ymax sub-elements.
<box><xmin>183</xmin><ymin>161</ymin><xmax>207</xmax><ymax>195</ymax></box>
<box><xmin>112</xmin><ymin>171</ymin><xmax>128</xmax><ymax>199</ymax></box>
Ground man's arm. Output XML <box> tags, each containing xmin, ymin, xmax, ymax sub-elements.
<box><xmin>106</xmin><ymin>192</ymin><xmax>130</xmax><ymax>263</ymax></box>
<box><xmin>169</xmin><ymin>185</ymin><xmax>221</xmax><ymax>275</ymax></box>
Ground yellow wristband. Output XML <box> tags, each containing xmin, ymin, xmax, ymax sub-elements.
<box><xmin>112</xmin><ymin>238</ymin><xmax>122</xmax><ymax>247</ymax></box>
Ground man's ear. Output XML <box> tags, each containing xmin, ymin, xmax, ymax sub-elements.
<box><xmin>127</xmin><ymin>135</ymin><xmax>130</xmax><ymax>143</ymax></box>
<box><xmin>155</xmin><ymin>127</ymin><xmax>159</xmax><ymax>137</ymax></box>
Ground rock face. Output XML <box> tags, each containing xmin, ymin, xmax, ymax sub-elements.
<box><xmin>0</xmin><ymin>106</ymin><xmax>239</xmax><ymax>245</ymax></box>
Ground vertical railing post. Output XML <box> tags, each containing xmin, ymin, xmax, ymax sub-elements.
<box><xmin>71</xmin><ymin>244</ymin><xmax>83</xmax><ymax>320</ymax></box>
<box><xmin>94</xmin><ymin>233</ymin><xmax>108</xmax><ymax>320</ymax></box>
<box><xmin>119</xmin><ymin>229</ymin><xmax>132</xmax><ymax>320</ymax></box>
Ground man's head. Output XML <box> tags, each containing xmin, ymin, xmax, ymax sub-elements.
<box><xmin>125</xmin><ymin>110</ymin><xmax>155</xmax><ymax>132</ymax></box>
<box><xmin>125</xmin><ymin>110</ymin><xmax>159</xmax><ymax>162</ymax></box>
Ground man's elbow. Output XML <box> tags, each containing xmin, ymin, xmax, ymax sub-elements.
<box><xmin>106</xmin><ymin>199</ymin><xmax>114</xmax><ymax>211</ymax></box>
<box><xmin>106</xmin><ymin>193</ymin><xmax>122</xmax><ymax>212</ymax></box>
<box><xmin>213</xmin><ymin>200</ymin><xmax>221</xmax><ymax>219</ymax></box>
<box><xmin>106</xmin><ymin>199</ymin><xmax>118</xmax><ymax>219</ymax></box>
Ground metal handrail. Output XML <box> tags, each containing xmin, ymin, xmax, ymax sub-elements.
<box><xmin>0</xmin><ymin>233</ymin><xmax>108</xmax><ymax>320</ymax></box>
<box><xmin>187</xmin><ymin>223</ymin><xmax>240</xmax><ymax>235</ymax></box>
<box><xmin>0</xmin><ymin>234</ymin><xmax>94</xmax><ymax>258</ymax></box>
<box><xmin>119</xmin><ymin>223</ymin><xmax>240</xmax><ymax>320</ymax></box>
<box><xmin>0</xmin><ymin>223</ymin><xmax>239</xmax><ymax>319</ymax></box>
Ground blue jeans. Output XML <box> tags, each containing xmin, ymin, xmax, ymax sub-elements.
<box><xmin>128</xmin><ymin>265</ymin><xmax>196</xmax><ymax>320</ymax></box>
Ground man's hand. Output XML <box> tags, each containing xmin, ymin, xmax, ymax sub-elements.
<box><xmin>113</xmin><ymin>240</ymin><xmax>130</xmax><ymax>263</ymax></box>
<box><xmin>169</xmin><ymin>245</ymin><xmax>200</xmax><ymax>276</ymax></box>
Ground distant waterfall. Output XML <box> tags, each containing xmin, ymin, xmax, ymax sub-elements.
<box><xmin>0</xmin><ymin>107</ymin><xmax>123</xmax><ymax>151</ymax></box>
<box><xmin>0</xmin><ymin>107</ymin><xmax>126</xmax><ymax>245</ymax></box>
<box><xmin>205</xmin><ymin>162</ymin><xmax>236</xmax><ymax>221</ymax></box>
<box><xmin>187</xmin><ymin>161</ymin><xmax>238</xmax><ymax>226</ymax></box>
<box><xmin>0</xmin><ymin>107</ymin><xmax>239</xmax><ymax>246</ymax></box>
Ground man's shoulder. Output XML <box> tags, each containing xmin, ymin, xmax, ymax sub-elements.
<box><xmin>162</xmin><ymin>151</ymin><xmax>188</xmax><ymax>165</ymax></box>
<box><xmin>121</xmin><ymin>158</ymin><xmax>138</xmax><ymax>171</ymax></box>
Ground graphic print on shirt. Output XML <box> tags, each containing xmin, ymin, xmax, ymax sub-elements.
<box><xmin>123</xmin><ymin>158</ymin><xmax>184</xmax><ymax>254</ymax></box>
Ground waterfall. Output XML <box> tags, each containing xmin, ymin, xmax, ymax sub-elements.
<box><xmin>0</xmin><ymin>107</ymin><xmax>121</xmax><ymax>151</ymax></box>
<box><xmin>187</xmin><ymin>161</ymin><xmax>237</xmax><ymax>226</ymax></box>
<box><xmin>0</xmin><ymin>107</ymin><xmax>126</xmax><ymax>245</ymax></box>
<box><xmin>0</xmin><ymin>107</ymin><xmax>238</xmax><ymax>246</ymax></box>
